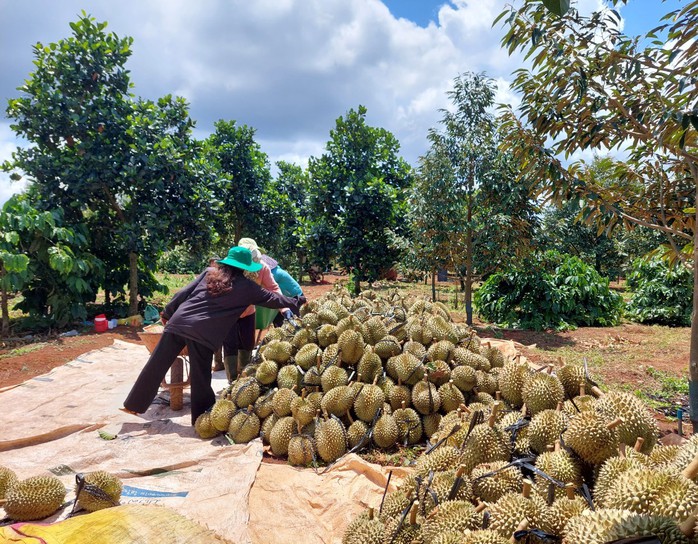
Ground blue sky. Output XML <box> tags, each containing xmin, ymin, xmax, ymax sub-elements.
<box><xmin>0</xmin><ymin>0</ymin><xmax>689</xmax><ymax>204</ymax></box>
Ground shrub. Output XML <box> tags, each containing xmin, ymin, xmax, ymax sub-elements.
<box><xmin>475</xmin><ymin>251</ymin><xmax>623</xmax><ymax>330</ymax></box>
<box><xmin>626</xmin><ymin>257</ymin><xmax>692</xmax><ymax>327</ymax></box>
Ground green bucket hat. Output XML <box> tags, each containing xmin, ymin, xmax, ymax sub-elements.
<box><xmin>217</xmin><ymin>246</ymin><xmax>263</xmax><ymax>272</ymax></box>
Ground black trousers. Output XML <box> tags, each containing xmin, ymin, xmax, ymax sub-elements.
<box><xmin>222</xmin><ymin>312</ymin><xmax>256</xmax><ymax>354</ymax></box>
<box><xmin>124</xmin><ymin>332</ymin><xmax>216</xmax><ymax>425</ymax></box>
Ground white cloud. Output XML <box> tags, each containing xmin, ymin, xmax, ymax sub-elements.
<box><xmin>0</xmin><ymin>124</ymin><xmax>28</xmax><ymax>206</ymax></box>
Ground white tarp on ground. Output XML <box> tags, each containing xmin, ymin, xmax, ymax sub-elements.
<box><xmin>0</xmin><ymin>338</ymin><xmax>448</xmax><ymax>543</ymax></box>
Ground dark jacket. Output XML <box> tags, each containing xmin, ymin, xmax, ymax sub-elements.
<box><xmin>161</xmin><ymin>270</ymin><xmax>304</xmax><ymax>351</ymax></box>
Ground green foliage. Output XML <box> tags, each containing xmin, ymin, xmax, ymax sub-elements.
<box><xmin>157</xmin><ymin>245</ymin><xmax>206</xmax><ymax>274</ymax></box>
<box><xmin>475</xmin><ymin>251</ymin><xmax>623</xmax><ymax>331</ymax></box>
<box><xmin>0</xmin><ymin>195</ymin><xmax>102</xmax><ymax>328</ymax></box>
<box><xmin>305</xmin><ymin>105</ymin><xmax>412</xmax><ymax>291</ymax></box>
<box><xmin>626</xmin><ymin>256</ymin><xmax>692</xmax><ymax>327</ymax></box>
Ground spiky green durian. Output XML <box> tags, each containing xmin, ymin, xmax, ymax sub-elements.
<box><xmin>451</xmin><ymin>347</ymin><xmax>490</xmax><ymax>371</ymax></box>
<box><xmin>563</xmin><ymin>411</ymin><xmax>620</xmax><ymax>465</ymax></box>
<box><xmin>75</xmin><ymin>471</ymin><xmax>122</xmax><ymax>512</ymax></box>
<box><xmin>262</xmin><ymin>340</ymin><xmax>294</xmax><ymax>364</ymax></box>
<box><xmin>471</xmin><ymin>461</ymin><xmax>523</xmax><ymax>503</ymax></box>
<box><xmin>317</xmin><ymin>324</ymin><xmax>338</xmax><ymax>347</ymax></box>
<box><xmin>451</xmin><ymin>365</ymin><xmax>477</xmax><ymax>393</ymax></box>
<box><xmin>228</xmin><ymin>407</ymin><xmax>261</xmax><ymax>443</ymax></box>
<box><xmin>357</xmin><ymin>346</ymin><xmax>384</xmax><ymax>383</ymax></box>
<box><xmin>295</xmin><ymin>343</ymin><xmax>322</xmax><ymax>370</ymax></box>
<box><xmin>373</xmin><ymin>412</ymin><xmax>399</xmax><ymax>449</ymax></box>
<box><xmin>5</xmin><ymin>475</ymin><xmax>67</xmax><ymax>521</ymax></box>
<box><xmin>528</xmin><ymin>408</ymin><xmax>568</xmax><ymax>454</ymax></box>
<box><xmin>276</xmin><ymin>364</ymin><xmax>301</xmax><ymax>390</ymax></box>
<box><xmin>387</xmin><ymin>352</ymin><xmax>424</xmax><ymax>386</ymax></box>
<box><xmin>557</xmin><ymin>363</ymin><xmax>587</xmax><ymax>399</ymax></box>
<box><xmin>522</xmin><ymin>372</ymin><xmax>564</xmax><ymax>415</ymax></box>
<box><xmin>194</xmin><ymin>412</ymin><xmax>220</xmax><ymax>439</ymax></box>
<box><xmin>353</xmin><ymin>382</ymin><xmax>385</xmax><ymax>422</ymax></box>
<box><xmin>411</xmin><ymin>377</ymin><xmax>441</xmax><ymax>415</ymax></box>
<box><xmin>321</xmin><ymin>362</ymin><xmax>349</xmax><ymax>392</ymax></box>
<box><xmin>438</xmin><ymin>381</ymin><xmax>466</xmax><ymax>413</ymax></box>
<box><xmin>0</xmin><ymin>466</ymin><xmax>18</xmax><ymax>499</ymax></box>
<box><xmin>229</xmin><ymin>376</ymin><xmax>261</xmax><ymax>408</ymax></box>
<box><xmin>337</xmin><ymin>329</ymin><xmax>365</xmax><ymax>365</ymax></box>
<box><xmin>269</xmin><ymin>416</ymin><xmax>296</xmax><ymax>456</ymax></box>
<box><xmin>393</xmin><ymin>405</ymin><xmax>423</xmax><ymax>445</ymax></box>
<box><xmin>272</xmin><ymin>386</ymin><xmax>298</xmax><ymax>417</ymax></box>
<box><xmin>594</xmin><ymin>391</ymin><xmax>658</xmax><ymax>453</ymax></box>
<box><xmin>315</xmin><ymin>415</ymin><xmax>347</xmax><ymax>463</ymax></box>
<box><xmin>210</xmin><ymin>398</ymin><xmax>237</xmax><ymax>432</ymax></box>
<box><xmin>497</xmin><ymin>360</ymin><xmax>529</xmax><ymax>408</ymax></box>
<box><xmin>320</xmin><ymin>384</ymin><xmax>354</xmax><ymax>417</ymax></box>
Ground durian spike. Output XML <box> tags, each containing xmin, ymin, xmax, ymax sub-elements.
<box><xmin>590</xmin><ymin>386</ymin><xmax>604</xmax><ymax>398</ymax></box>
<box><xmin>564</xmin><ymin>484</ymin><xmax>576</xmax><ymax>500</ymax></box>
<box><xmin>409</xmin><ymin>502</ymin><xmax>419</xmax><ymax>525</ymax></box>
<box><xmin>368</xmin><ymin>507</ymin><xmax>374</xmax><ymax>521</ymax></box>
<box><xmin>681</xmin><ymin>452</ymin><xmax>698</xmax><ymax>480</ymax></box>
<box><xmin>510</xmin><ymin>519</ymin><xmax>529</xmax><ymax>543</ymax></box>
<box><xmin>488</xmin><ymin>402</ymin><xmax>501</xmax><ymax>428</ymax></box>
<box><xmin>606</xmin><ymin>417</ymin><xmax>624</xmax><ymax>431</ymax></box>
<box><xmin>579</xmin><ymin>384</ymin><xmax>586</xmax><ymax>396</ymax></box>
<box><xmin>554</xmin><ymin>440</ymin><xmax>561</xmax><ymax>452</ymax></box>
<box><xmin>522</xmin><ymin>479</ymin><xmax>532</xmax><ymax>498</ymax></box>
<box><xmin>633</xmin><ymin>437</ymin><xmax>645</xmax><ymax>452</ymax></box>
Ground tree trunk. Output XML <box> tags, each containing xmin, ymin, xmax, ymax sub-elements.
<box><xmin>353</xmin><ymin>274</ymin><xmax>361</xmax><ymax>295</ymax></box>
<box><xmin>128</xmin><ymin>251</ymin><xmax>139</xmax><ymax>316</ymax></box>
<box><xmin>431</xmin><ymin>269</ymin><xmax>436</xmax><ymax>302</ymax></box>
<box><xmin>465</xmin><ymin>203</ymin><xmax>474</xmax><ymax>327</ymax></box>
<box><xmin>690</xmin><ymin>204</ymin><xmax>698</xmax><ymax>432</ymax></box>
<box><xmin>1</xmin><ymin>286</ymin><xmax>9</xmax><ymax>337</ymax></box>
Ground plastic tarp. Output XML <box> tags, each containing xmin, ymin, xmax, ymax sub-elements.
<box><xmin>1</xmin><ymin>338</ymin><xmax>459</xmax><ymax>543</ymax></box>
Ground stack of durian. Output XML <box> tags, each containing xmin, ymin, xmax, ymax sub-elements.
<box><xmin>0</xmin><ymin>466</ymin><xmax>122</xmax><ymax>521</ymax></box>
<box><xmin>195</xmin><ymin>285</ymin><xmax>507</xmax><ymax>464</ymax></box>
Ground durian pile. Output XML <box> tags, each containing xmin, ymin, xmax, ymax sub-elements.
<box><xmin>195</xmin><ymin>285</ymin><xmax>507</xmax><ymax>463</ymax></box>
<box><xmin>0</xmin><ymin>466</ymin><xmax>122</xmax><ymax>521</ymax></box>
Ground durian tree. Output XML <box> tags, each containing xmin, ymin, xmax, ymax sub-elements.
<box><xmin>306</xmin><ymin>106</ymin><xmax>412</xmax><ymax>294</ymax></box>
<box><xmin>3</xmin><ymin>14</ymin><xmax>218</xmax><ymax>316</ymax></box>
<box><xmin>495</xmin><ymin>1</ymin><xmax>698</xmax><ymax>426</ymax></box>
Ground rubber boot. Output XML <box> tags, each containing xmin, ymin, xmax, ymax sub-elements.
<box><xmin>237</xmin><ymin>349</ymin><xmax>253</xmax><ymax>378</ymax></box>
<box><xmin>223</xmin><ymin>353</ymin><xmax>238</xmax><ymax>384</ymax></box>
<box><xmin>212</xmin><ymin>348</ymin><xmax>224</xmax><ymax>371</ymax></box>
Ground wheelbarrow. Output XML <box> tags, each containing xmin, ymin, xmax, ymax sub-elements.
<box><xmin>254</xmin><ymin>306</ymin><xmax>279</xmax><ymax>345</ymax></box>
<box><xmin>138</xmin><ymin>323</ymin><xmax>190</xmax><ymax>411</ymax></box>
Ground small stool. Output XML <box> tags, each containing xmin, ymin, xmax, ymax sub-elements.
<box><xmin>161</xmin><ymin>356</ymin><xmax>191</xmax><ymax>411</ymax></box>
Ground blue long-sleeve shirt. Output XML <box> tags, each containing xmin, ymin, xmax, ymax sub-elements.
<box><xmin>270</xmin><ymin>266</ymin><xmax>303</xmax><ymax>297</ymax></box>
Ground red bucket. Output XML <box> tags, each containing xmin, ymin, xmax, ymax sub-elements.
<box><xmin>94</xmin><ymin>314</ymin><xmax>108</xmax><ymax>333</ymax></box>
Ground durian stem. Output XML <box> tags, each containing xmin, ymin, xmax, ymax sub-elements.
<box><xmin>495</xmin><ymin>390</ymin><xmax>501</xmax><ymax>401</ymax></box>
<box><xmin>510</xmin><ymin>519</ymin><xmax>529</xmax><ymax>543</ymax></box>
<box><xmin>368</xmin><ymin>507</ymin><xmax>374</xmax><ymax>521</ymax></box>
<box><xmin>455</xmin><ymin>464</ymin><xmax>466</xmax><ymax>478</ymax></box>
<box><xmin>346</xmin><ymin>410</ymin><xmax>354</xmax><ymax>424</ymax></box>
<box><xmin>475</xmin><ymin>500</ymin><xmax>488</xmax><ymax>513</ymax></box>
<box><xmin>409</xmin><ymin>502</ymin><xmax>418</xmax><ymax>525</ymax></box>
<box><xmin>565</xmin><ymin>484</ymin><xmax>576</xmax><ymax>499</ymax></box>
<box><xmin>633</xmin><ymin>436</ymin><xmax>645</xmax><ymax>452</ymax></box>
<box><xmin>606</xmin><ymin>417</ymin><xmax>624</xmax><ymax>431</ymax></box>
<box><xmin>522</xmin><ymin>479</ymin><xmax>532</xmax><ymax>498</ymax></box>
<box><xmin>619</xmin><ymin>442</ymin><xmax>627</xmax><ymax>458</ymax></box>
<box><xmin>554</xmin><ymin>440</ymin><xmax>561</xmax><ymax>452</ymax></box>
<box><xmin>678</xmin><ymin>513</ymin><xmax>697</xmax><ymax>537</ymax></box>
<box><xmin>681</xmin><ymin>452</ymin><xmax>698</xmax><ymax>480</ymax></box>
<box><xmin>546</xmin><ymin>364</ymin><xmax>554</xmax><ymax>374</ymax></box>
<box><xmin>590</xmin><ymin>386</ymin><xmax>604</xmax><ymax>398</ymax></box>
<box><xmin>556</xmin><ymin>401</ymin><xmax>563</xmax><ymax>411</ymax></box>
<box><xmin>459</xmin><ymin>403</ymin><xmax>472</xmax><ymax>415</ymax></box>
<box><xmin>546</xmin><ymin>444</ymin><xmax>555</xmax><ymax>452</ymax></box>
<box><xmin>520</xmin><ymin>404</ymin><xmax>527</xmax><ymax>416</ymax></box>
<box><xmin>579</xmin><ymin>384</ymin><xmax>586</xmax><ymax>396</ymax></box>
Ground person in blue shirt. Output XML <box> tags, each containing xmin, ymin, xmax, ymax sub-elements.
<box><xmin>260</xmin><ymin>254</ymin><xmax>304</xmax><ymax>327</ymax></box>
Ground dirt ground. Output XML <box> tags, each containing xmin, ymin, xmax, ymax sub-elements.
<box><xmin>0</xmin><ymin>274</ymin><xmax>690</xmax><ymax>439</ymax></box>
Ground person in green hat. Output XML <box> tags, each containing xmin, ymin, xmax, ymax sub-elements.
<box><xmin>121</xmin><ymin>246</ymin><xmax>305</xmax><ymax>425</ymax></box>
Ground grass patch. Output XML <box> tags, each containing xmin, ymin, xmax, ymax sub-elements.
<box><xmin>0</xmin><ymin>343</ymin><xmax>48</xmax><ymax>359</ymax></box>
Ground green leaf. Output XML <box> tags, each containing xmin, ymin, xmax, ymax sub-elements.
<box><xmin>98</xmin><ymin>430</ymin><xmax>117</xmax><ymax>440</ymax></box>
<box><xmin>541</xmin><ymin>0</ymin><xmax>571</xmax><ymax>17</ymax></box>
<box><xmin>684</xmin><ymin>208</ymin><xmax>696</xmax><ymax>215</ymax></box>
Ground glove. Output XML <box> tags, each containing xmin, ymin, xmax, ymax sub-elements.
<box><xmin>283</xmin><ymin>309</ymin><xmax>294</xmax><ymax>320</ymax></box>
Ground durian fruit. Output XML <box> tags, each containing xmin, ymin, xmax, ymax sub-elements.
<box><xmin>450</xmin><ymin>365</ymin><xmax>477</xmax><ymax>393</ymax></box>
<box><xmin>497</xmin><ymin>357</ymin><xmax>529</xmax><ymax>408</ymax></box>
<box><xmin>0</xmin><ymin>466</ymin><xmax>19</xmax><ymax>499</ymax></box>
<box><xmin>290</xmin><ymin>389</ymin><xmax>317</xmax><ymax>427</ymax></box>
<box><xmin>260</xmin><ymin>413</ymin><xmax>279</xmax><ymax>445</ymax></box>
<box><xmin>480</xmin><ymin>342</ymin><xmax>506</xmax><ymax>368</ymax></box>
<box><xmin>291</xmin><ymin>326</ymin><xmax>317</xmax><ymax>350</ymax></box>
<box><xmin>471</xmin><ymin>461</ymin><xmax>523</xmax><ymax>503</ymax></box>
<box><xmin>317</xmin><ymin>306</ymin><xmax>339</xmax><ymax>325</ymax></box>
<box><xmin>402</xmin><ymin>340</ymin><xmax>427</xmax><ymax>360</ymax></box>
<box><xmin>210</xmin><ymin>398</ymin><xmax>237</xmax><ymax>432</ymax></box>
<box><xmin>593</xmin><ymin>390</ymin><xmax>659</xmax><ymax>453</ymax></box>
<box><xmin>427</xmin><ymin>315</ymin><xmax>459</xmax><ymax>344</ymax></box>
<box><xmin>378</xmin><ymin>491</ymin><xmax>411</xmax><ymax>522</ymax></box>
<box><xmin>475</xmin><ymin>371</ymin><xmax>498</xmax><ymax>396</ymax></box>
<box><xmin>543</xmin><ymin>484</ymin><xmax>589</xmax><ymax>537</ymax></box>
<box><xmin>255</xmin><ymin>358</ymin><xmax>279</xmax><ymax>385</ymax></box>
<box><xmin>451</xmin><ymin>346</ymin><xmax>490</xmax><ymax>371</ymax></box>
<box><xmin>438</xmin><ymin>381</ymin><xmax>465</xmax><ymax>413</ymax></box>
<box><xmin>320</xmin><ymin>384</ymin><xmax>354</xmax><ymax>417</ymax></box>
<box><xmin>351</xmin><ymin>379</ymin><xmax>383</xmax><ymax>423</ymax></box>
<box><xmin>362</xmin><ymin>316</ymin><xmax>388</xmax><ymax>345</ymax></box>
<box><xmin>651</xmin><ymin>444</ymin><xmax>683</xmax><ymax>468</ymax></box>
<box><xmin>269</xmin><ymin>416</ymin><xmax>296</xmax><ymax>456</ymax></box>
<box><xmin>594</xmin><ymin>454</ymin><xmax>647</xmax><ymax>507</ymax></box>
<box><xmin>393</xmin><ymin>403</ymin><xmax>423</xmax><ymax>445</ymax></box>
<box><xmin>335</xmin><ymin>315</ymin><xmax>362</xmax><ymax>337</ymax></box>
<box><xmin>382</xmin><ymin>501</ymin><xmax>421</xmax><ymax>544</ymax></box>
<box><xmin>374</xmin><ymin>336</ymin><xmax>402</xmax><ymax>360</ymax></box>
<box><xmin>461</xmin><ymin>529</ymin><xmax>510</xmax><ymax>544</ymax></box>
<box><xmin>459</xmin><ymin>404</ymin><xmax>511</xmax><ymax>472</ymax></box>
<box><xmin>412</xmin><ymin>376</ymin><xmax>441</xmax><ymax>415</ymax></box>
<box><xmin>422</xmin><ymin>412</ymin><xmax>442</xmax><ymax>439</ymax></box>
<box><xmin>562</xmin><ymin>412</ymin><xmax>621</xmax><ymax>465</ymax></box>
<box><xmin>428</xmin><ymin>340</ymin><xmax>455</xmax><ymax>363</ymax></box>
<box><xmin>534</xmin><ymin>444</ymin><xmax>582</xmax><ymax>500</ymax></box>
<box><xmin>342</xmin><ymin>508</ymin><xmax>383</xmax><ymax>544</ymax></box>
<box><xmin>406</xmin><ymin>315</ymin><xmax>434</xmax><ymax>345</ymax></box>
<box><xmin>321</xmin><ymin>358</ymin><xmax>349</xmax><ymax>392</ymax></box>
<box><xmin>562</xmin><ymin>384</ymin><xmax>597</xmax><ymax>415</ymax></box>
<box><xmin>262</xmin><ymin>327</ymin><xmax>287</xmax><ymax>343</ymax></box>
<box><xmin>387</xmin><ymin>352</ymin><xmax>424</xmax><ymax>386</ymax></box>
<box><xmin>521</xmin><ymin>370</ymin><xmax>564</xmax><ymax>415</ymax></box>
<box><xmin>410</xmin><ymin>467</ymin><xmax>473</xmax><ymax>513</ymax></box>
<box><xmin>228</xmin><ymin>406</ymin><xmax>261</xmax><ymax>443</ymax></box>
<box><xmin>254</xmin><ymin>388</ymin><xmax>277</xmax><ymax>419</ymax></box>
<box><xmin>194</xmin><ymin>412</ymin><xmax>221</xmax><ymax>439</ymax></box>
<box><xmin>347</xmin><ymin>418</ymin><xmax>369</xmax><ymax>449</ymax></box>
<box><xmin>556</xmin><ymin>362</ymin><xmax>587</xmax><ymax>399</ymax></box>
<box><xmin>75</xmin><ymin>471</ymin><xmax>122</xmax><ymax>512</ymax></box>
<box><xmin>287</xmin><ymin>423</ymin><xmax>316</xmax><ymax>467</ymax></box>
<box><xmin>373</xmin><ymin>412</ymin><xmax>399</xmax><ymax>449</ymax></box>
<box><xmin>230</xmin><ymin>376</ymin><xmax>261</xmax><ymax>408</ymax></box>
<box><xmin>487</xmin><ymin>479</ymin><xmax>547</xmax><ymax>539</ymax></box>
<box><xmin>296</xmin><ymin>343</ymin><xmax>322</xmax><ymax>370</ymax></box>
<box><xmin>497</xmin><ymin>410</ymin><xmax>531</xmax><ymax>456</ymax></box>
<box><xmin>564</xmin><ymin>509</ymin><xmax>692</xmax><ymax>544</ymax></box>
<box><xmin>670</xmin><ymin>434</ymin><xmax>698</xmax><ymax>481</ymax></box>
<box><xmin>388</xmin><ymin>378</ymin><xmax>412</xmax><ymax>410</ymax></box>
<box><xmin>317</xmin><ymin>324</ymin><xmax>338</xmax><ymax>347</ymax></box>
<box><xmin>315</xmin><ymin>413</ymin><xmax>347</xmax><ymax>463</ymax></box>
<box><xmin>414</xmin><ymin>446</ymin><xmax>462</xmax><ymax>477</ymax></box>
<box><xmin>527</xmin><ymin>406</ymin><xmax>568</xmax><ymax>454</ymax></box>
<box><xmin>4</xmin><ymin>475</ymin><xmax>67</xmax><ymax>521</ymax></box>
<box><xmin>262</xmin><ymin>340</ymin><xmax>294</xmax><ymax>364</ymax></box>
<box><xmin>420</xmin><ymin>500</ymin><xmax>481</xmax><ymax>541</ymax></box>
<box><xmin>276</xmin><ymin>364</ymin><xmax>301</xmax><ymax>390</ymax></box>
<box><xmin>357</xmin><ymin>346</ymin><xmax>384</xmax><ymax>383</ymax></box>
<box><xmin>337</xmin><ymin>329</ymin><xmax>365</xmax><ymax>365</ymax></box>
<box><xmin>272</xmin><ymin>386</ymin><xmax>298</xmax><ymax>417</ymax></box>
